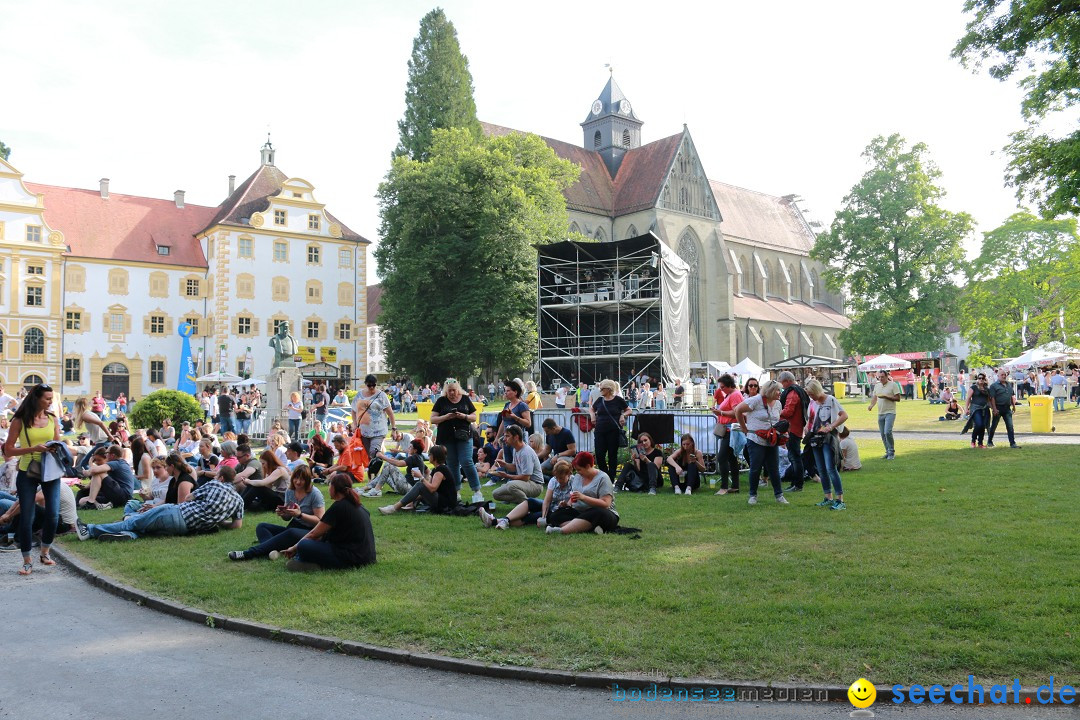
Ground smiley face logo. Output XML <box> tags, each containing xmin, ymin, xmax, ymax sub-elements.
<box><xmin>848</xmin><ymin>678</ymin><xmax>876</xmax><ymax>708</ymax></box>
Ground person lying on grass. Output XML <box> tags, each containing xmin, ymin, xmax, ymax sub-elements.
<box><xmin>228</xmin><ymin>464</ymin><xmax>325</xmax><ymax>561</ymax></box>
<box><xmin>280</xmin><ymin>472</ymin><xmax>375</xmax><ymax>572</ymax></box>
<box><xmin>361</xmin><ymin>439</ymin><xmax>427</xmax><ymax>497</ymax></box>
<box><xmin>378</xmin><ymin>444</ymin><xmax>458</xmax><ymax>516</ymax></box>
<box><xmin>479</xmin><ymin>458</ymin><xmax>573</xmax><ymax>530</ymax></box>
<box><xmin>544</xmin><ymin>451</ymin><xmax>619</xmax><ymax>535</ymax></box>
<box><xmin>76</xmin><ymin>466</ymin><xmax>243</xmax><ymax>542</ymax></box>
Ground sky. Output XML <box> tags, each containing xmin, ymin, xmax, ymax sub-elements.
<box><xmin>2</xmin><ymin>0</ymin><xmax>1032</xmax><ymax>284</ymax></box>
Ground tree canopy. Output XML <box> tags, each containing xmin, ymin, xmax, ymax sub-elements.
<box><xmin>811</xmin><ymin>134</ymin><xmax>973</xmax><ymax>355</ymax></box>
<box><xmin>395</xmin><ymin>8</ymin><xmax>481</xmax><ymax>162</ymax></box>
<box><xmin>958</xmin><ymin>211</ymin><xmax>1080</xmax><ymax>363</ymax></box>
<box><xmin>376</xmin><ymin>128</ymin><xmax>579</xmax><ymax>380</ymax></box>
<box><xmin>953</xmin><ymin>1</ymin><xmax>1080</xmax><ymax>217</ymax></box>
<box><xmin>0</xmin><ymin>140</ymin><xmax>10</xmax><ymax>161</ymax></box>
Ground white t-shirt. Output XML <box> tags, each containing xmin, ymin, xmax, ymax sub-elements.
<box><xmin>84</xmin><ymin>412</ymin><xmax>108</xmax><ymax>443</ymax></box>
<box><xmin>59</xmin><ymin>483</ymin><xmax>78</xmax><ymax>526</ymax></box>
<box><xmin>354</xmin><ymin>389</ymin><xmax>391</xmax><ymax>438</ymax></box>
<box><xmin>840</xmin><ymin>437</ymin><xmax>862</xmax><ymax>470</ymax></box>
<box><xmin>0</xmin><ymin>393</ymin><xmax>16</xmax><ymax>416</ymax></box>
<box><xmin>873</xmin><ymin>381</ymin><xmax>902</xmax><ymax>415</ymax></box>
<box><xmin>744</xmin><ymin>394</ymin><xmax>781</xmax><ymax>445</ymax></box>
<box><xmin>554</xmin><ymin>387</ymin><xmax>568</xmax><ymax>406</ymax></box>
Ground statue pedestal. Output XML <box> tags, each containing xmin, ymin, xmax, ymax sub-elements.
<box><xmin>265</xmin><ymin>366</ymin><xmax>304</xmax><ymax>436</ymax></box>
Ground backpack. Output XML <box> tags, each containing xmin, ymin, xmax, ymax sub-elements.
<box><xmin>780</xmin><ymin>384</ymin><xmax>810</xmax><ymax>426</ymax></box>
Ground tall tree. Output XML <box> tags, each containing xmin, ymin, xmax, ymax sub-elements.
<box><xmin>376</xmin><ymin>128</ymin><xmax>578</xmax><ymax>379</ymax></box>
<box><xmin>0</xmin><ymin>140</ymin><xmax>10</xmax><ymax>161</ymax></box>
<box><xmin>958</xmin><ymin>211</ymin><xmax>1080</xmax><ymax>364</ymax></box>
<box><xmin>395</xmin><ymin>8</ymin><xmax>482</xmax><ymax>161</ymax></box>
<box><xmin>811</xmin><ymin>134</ymin><xmax>973</xmax><ymax>354</ymax></box>
<box><xmin>953</xmin><ymin>1</ymin><xmax>1080</xmax><ymax>217</ymax></box>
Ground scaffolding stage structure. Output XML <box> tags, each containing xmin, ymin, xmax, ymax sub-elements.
<box><xmin>537</xmin><ymin>233</ymin><xmax>690</xmax><ymax>389</ymax></box>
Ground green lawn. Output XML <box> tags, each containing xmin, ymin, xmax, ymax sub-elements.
<box><xmin>839</xmin><ymin>396</ymin><xmax>1080</xmax><ymax>434</ymax></box>
<box><xmin>60</xmin><ymin>439</ymin><xmax>1078</xmax><ymax>685</ymax></box>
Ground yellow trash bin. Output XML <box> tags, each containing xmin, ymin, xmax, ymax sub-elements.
<box><xmin>833</xmin><ymin>382</ymin><xmax>846</xmax><ymax>400</ymax></box>
<box><xmin>416</xmin><ymin>401</ymin><xmax>433</xmax><ymax>421</ymax></box>
<box><xmin>1028</xmin><ymin>395</ymin><xmax>1053</xmax><ymax>433</ymax></box>
<box><xmin>472</xmin><ymin>402</ymin><xmax>485</xmax><ymax>416</ymax></box>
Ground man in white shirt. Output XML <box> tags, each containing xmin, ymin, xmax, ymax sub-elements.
<box><xmin>554</xmin><ymin>384</ymin><xmax>568</xmax><ymax>409</ymax></box>
<box><xmin>0</xmin><ymin>385</ymin><xmax>16</xmax><ymax>417</ymax></box>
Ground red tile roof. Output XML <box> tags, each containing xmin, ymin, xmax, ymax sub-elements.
<box><xmin>709</xmin><ymin>181</ymin><xmax>815</xmax><ymax>253</ymax></box>
<box><xmin>26</xmin><ymin>182</ymin><xmax>215</xmax><ymax>267</ymax></box>
<box><xmin>611</xmin><ymin>134</ymin><xmax>682</xmax><ymax>215</ymax></box>
<box><xmin>366</xmin><ymin>284</ymin><xmax>383</xmax><ymax>325</ymax></box>
<box><xmin>734</xmin><ymin>294</ymin><xmax>849</xmax><ymax>330</ymax></box>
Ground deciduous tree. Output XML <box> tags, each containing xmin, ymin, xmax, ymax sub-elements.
<box><xmin>811</xmin><ymin>134</ymin><xmax>972</xmax><ymax>354</ymax></box>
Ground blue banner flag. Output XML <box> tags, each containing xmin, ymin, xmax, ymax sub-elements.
<box><xmin>178</xmin><ymin>322</ymin><xmax>197</xmax><ymax>395</ymax></box>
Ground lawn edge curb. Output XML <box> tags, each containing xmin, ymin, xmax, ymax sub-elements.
<box><xmin>48</xmin><ymin>547</ymin><xmax>1062</xmax><ymax>705</ymax></box>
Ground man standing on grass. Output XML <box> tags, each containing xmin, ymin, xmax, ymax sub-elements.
<box><xmin>987</xmin><ymin>369</ymin><xmax>1021</xmax><ymax>449</ymax></box>
<box><xmin>778</xmin><ymin>371</ymin><xmax>809</xmax><ymax>492</ymax></box>
<box><xmin>867</xmin><ymin>370</ymin><xmax>902</xmax><ymax>460</ymax></box>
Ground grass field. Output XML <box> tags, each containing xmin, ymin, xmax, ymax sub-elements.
<box><xmin>60</xmin><ymin>439</ymin><xmax>1078</xmax><ymax>685</ymax></box>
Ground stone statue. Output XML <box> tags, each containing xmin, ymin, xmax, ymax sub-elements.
<box><xmin>269</xmin><ymin>321</ymin><xmax>299</xmax><ymax>368</ymax></box>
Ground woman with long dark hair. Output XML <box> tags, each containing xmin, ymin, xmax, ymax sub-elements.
<box><xmin>130</xmin><ymin>436</ymin><xmax>153</xmax><ymax>495</ymax></box>
<box><xmin>229</xmin><ymin>464</ymin><xmax>325</xmax><ymax>561</ymax></box>
<box><xmin>666</xmin><ymin>433</ymin><xmax>705</xmax><ymax>495</ymax></box>
<box><xmin>2</xmin><ymin>384</ymin><xmax>62</xmax><ymax>575</ymax></box>
<box><xmin>281</xmin><ymin>472</ymin><xmax>375</xmax><ymax>572</ymax></box>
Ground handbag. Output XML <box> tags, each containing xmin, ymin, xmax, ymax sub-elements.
<box><xmin>598</xmin><ymin>398</ymin><xmax>629</xmax><ymax>446</ymax></box>
<box><xmin>23</xmin><ymin>426</ymin><xmax>44</xmax><ymax>481</ymax></box>
<box><xmin>713</xmin><ymin>422</ymin><xmax>728</xmax><ymax>438</ymax></box>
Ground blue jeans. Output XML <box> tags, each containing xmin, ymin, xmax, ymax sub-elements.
<box><xmin>877</xmin><ymin>413</ymin><xmax>896</xmax><ymax>457</ymax></box>
<box><xmin>237</xmin><ymin>418</ymin><xmax>252</xmax><ymax>434</ymax></box>
<box><xmin>812</xmin><ymin>442</ymin><xmax>843</xmax><ymax>497</ymax></box>
<box><xmin>746</xmin><ymin>442</ymin><xmax>783</xmax><ymax>498</ymax></box>
<box><xmin>88</xmin><ymin>503</ymin><xmax>187</xmax><ymax>540</ymax></box>
<box><xmin>444</xmin><ymin>438</ymin><xmax>480</xmax><ymax>492</ymax></box>
<box><xmin>786</xmin><ymin>433</ymin><xmax>804</xmax><ymax>488</ymax></box>
<box><xmin>295</xmin><ymin>538</ymin><xmax>348</xmax><ymax>569</ymax></box>
<box><xmin>244</xmin><ymin>523</ymin><xmax>308</xmax><ymax>558</ymax></box>
<box><xmin>288</xmin><ymin>418</ymin><xmax>301</xmax><ymax>439</ymax></box>
<box><xmin>220</xmin><ymin>416</ymin><xmax>236</xmax><ymax>435</ymax></box>
<box><xmin>16</xmin><ymin>472</ymin><xmax>61</xmax><ymax>555</ymax></box>
<box><xmin>1053</xmin><ymin>396</ymin><xmax>1065</xmax><ymax>412</ymax></box>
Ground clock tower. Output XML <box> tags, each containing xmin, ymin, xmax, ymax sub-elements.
<box><xmin>581</xmin><ymin>74</ymin><xmax>643</xmax><ymax>178</ymax></box>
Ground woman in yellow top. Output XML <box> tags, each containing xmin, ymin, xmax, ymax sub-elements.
<box><xmin>524</xmin><ymin>381</ymin><xmax>544</xmax><ymax>411</ymax></box>
<box><xmin>1</xmin><ymin>383</ymin><xmax>62</xmax><ymax>576</ymax></box>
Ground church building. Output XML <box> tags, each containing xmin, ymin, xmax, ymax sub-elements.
<box><xmin>485</xmin><ymin>75</ymin><xmax>848</xmax><ymax>367</ymax></box>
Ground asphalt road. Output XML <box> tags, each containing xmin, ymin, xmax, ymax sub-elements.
<box><xmin>0</xmin><ymin>558</ymin><xmax>1074</xmax><ymax>720</ymax></box>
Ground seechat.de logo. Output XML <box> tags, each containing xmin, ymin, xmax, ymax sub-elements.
<box><xmin>848</xmin><ymin>678</ymin><xmax>876</xmax><ymax>717</ymax></box>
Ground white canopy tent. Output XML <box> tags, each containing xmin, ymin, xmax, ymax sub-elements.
<box><xmin>730</xmin><ymin>357</ymin><xmax>767</xmax><ymax>381</ymax></box>
<box><xmin>195</xmin><ymin>370</ymin><xmax>243</xmax><ymax>384</ymax></box>
<box><xmin>857</xmin><ymin>354</ymin><xmax>912</xmax><ymax>372</ymax></box>
<box><xmin>229</xmin><ymin>378</ymin><xmax>267</xmax><ymax>387</ymax></box>
<box><xmin>1003</xmin><ymin>347</ymin><xmax>1067</xmax><ymax>370</ymax></box>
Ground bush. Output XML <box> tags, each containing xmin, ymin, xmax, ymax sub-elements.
<box><xmin>345</xmin><ymin>389</ymin><xmax>358</xmax><ymax>401</ymax></box>
<box><xmin>129</xmin><ymin>390</ymin><xmax>203</xmax><ymax>430</ymax></box>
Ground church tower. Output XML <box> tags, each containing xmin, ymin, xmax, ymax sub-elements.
<box><xmin>581</xmin><ymin>74</ymin><xmax>643</xmax><ymax>178</ymax></box>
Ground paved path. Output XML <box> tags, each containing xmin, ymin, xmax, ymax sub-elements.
<box><xmin>851</xmin><ymin>430</ymin><xmax>1080</xmax><ymax>444</ymax></box>
<box><xmin>0</xmin><ymin>557</ymin><xmax>1072</xmax><ymax>719</ymax></box>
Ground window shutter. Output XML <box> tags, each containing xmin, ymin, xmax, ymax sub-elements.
<box><xmin>252</xmin><ymin>317</ymin><xmax>260</xmax><ymax>334</ymax></box>
<box><xmin>167</xmin><ymin>317</ymin><xmax>174</xmax><ymax>334</ymax></box>
<box><xmin>143</xmin><ymin>315</ymin><xmax>151</xmax><ymax>334</ymax></box>
<box><xmin>124</xmin><ymin>314</ymin><xmax>132</xmax><ymax>334</ymax></box>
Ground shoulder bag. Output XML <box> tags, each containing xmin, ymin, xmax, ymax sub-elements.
<box><xmin>598</xmin><ymin>399</ymin><xmax>629</xmax><ymax>447</ymax></box>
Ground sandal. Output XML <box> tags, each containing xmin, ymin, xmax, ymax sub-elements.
<box><xmin>18</xmin><ymin>562</ymin><xmax>32</xmax><ymax>576</ymax></box>
<box><xmin>40</xmin><ymin>554</ymin><xmax>56</xmax><ymax>566</ymax></box>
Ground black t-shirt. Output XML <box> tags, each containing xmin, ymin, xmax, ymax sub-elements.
<box><xmin>674</xmin><ymin>384</ymin><xmax>685</xmax><ymax>400</ymax></box>
<box><xmin>311</xmin><ymin>445</ymin><xmax>335</xmax><ymax>467</ymax></box>
<box><xmin>404</xmin><ymin>453</ymin><xmax>427</xmax><ymax>483</ymax></box>
<box><xmin>322</xmin><ymin>500</ymin><xmax>376</xmax><ymax>567</ymax></box>
<box><xmin>218</xmin><ymin>394</ymin><xmax>235</xmax><ymax>417</ymax></box>
<box><xmin>432</xmin><ymin>395</ymin><xmax>474</xmax><ymax>445</ymax></box>
<box><xmin>429</xmin><ymin>464</ymin><xmax>458</xmax><ymax>513</ymax></box>
<box><xmin>592</xmin><ymin>396</ymin><xmax>629</xmax><ymax>432</ymax></box>
<box><xmin>166</xmin><ymin>472</ymin><xmax>196</xmax><ymax>505</ymax></box>
<box><xmin>547</xmin><ymin>427</ymin><xmax>576</xmax><ymax>456</ymax></box>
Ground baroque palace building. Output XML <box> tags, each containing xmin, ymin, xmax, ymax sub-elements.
<box><xmin>0</xmin><ymin>142</ymin><xmax>369</xmax><ymax>399</ymax></box>
<box><xmin>485</xmin><ymin>75</ymin><xmax>849</xmax><ymax>366</ymax></box>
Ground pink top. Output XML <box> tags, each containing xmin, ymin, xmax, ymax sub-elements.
<box><xmin>715</xmin><ymin>389</ymin><xmax>744</xmax><ymax>425</ymax></box>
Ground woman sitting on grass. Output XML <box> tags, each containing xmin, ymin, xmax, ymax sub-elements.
<box><xmin>237</xmin><ymin>450</ymin><xmax>289</xmax><ymax>510</ymax></box>
<box><xmin>666</xmin><ymin>433</ymin><xmax>705</xmax><ymax>496</ymax></box>
<box><xmin>615</xmin><ymin>432</ymin><xmax>664</xmax><ymax>494</ymax></box>
<box><xmin>378</xmin><ymin>445</ymin><xmax>457</xmax><ymax>515</ymax></box>
<box><xmin>308</xmin><ymin>433</ymin><xmax>336</xmax><ymax>478</ymax></box>
<box><xmin>545</xmin><ymin>451</ymin><xmax>619</xmax><ymax>535</ymax></box>
<box><xmin>281</xmin><ymin>472</ymin><xmax>375</xmax><ymax>572</ymax></box>
<box><xmin>229</xmin><ymin>464</ymin><xmax>326</xmax><ymax>561</ymax></box>
<box><xmin>361</xmin><ymin>439</ymin><xmax>427</xmax><ymax>497</ymax></box>
<box><xmin>124</xmin><ymin>458</ymin><xmax>171</xmax><ymax>515</ymax></box>
<box><xmin>943</xmin><ymin>398</ymin><xmax>962</xmax><ymax>421</ymax></box>
<box><xmin>479</xmin><ymin>458</ymin><xmax>573</xmax><ymax>530</ymax></box>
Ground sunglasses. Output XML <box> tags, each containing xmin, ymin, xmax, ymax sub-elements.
<box><xmin>747</xmin><ymin>384</ymin><xmax>759</xmax><ymax>388</ymax></box>
<box><xmin>37</xmin><ymin>384</ymin><xmax>53</xmax><ymax>391</ymax></box>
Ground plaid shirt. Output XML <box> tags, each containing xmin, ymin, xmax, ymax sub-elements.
<box><xmin>178</xmin><ymin>480</ymin><xmax>244</xmax><ymax>531</ymax></box>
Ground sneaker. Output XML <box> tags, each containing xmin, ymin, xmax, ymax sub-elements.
<box><xmin>831</xmin><ymin>500</ymin><xmax>847</xmax><ymax>511</ymax></box>
<box><xmin>971</xmin><ymin>442</ymin><xmax>976</xmax><ymax>448</ymax></box>
<box><xmin>536</xmin><ymin>517</ymin><xmax>547</xmax><ymax>528</ymax></box>
<box><xmin>747</xmin><ymin>496</ymin><xmax>758</xmax><ymax>505</ymax></box>
<box><xmin>471</xmin><ymin>491</ymin><xmax>485</xmax><ymax>504</ymax></box>
<box><xmin>885</xmin><ymin>455</ymin><xmax>895</xmax><ymax>460</ymax></box>
<box><xmin>361</xmin><ymin>488</ymin><xmax>382</xmax><ymax>497</ymax></box>
<box><xmin>648</xmin><ymin>489</ymin><xmax>656</xmax><ymax>495</ymax></box>
<box><xmin>378</xmin><ymin>505</ymin><xmax>397</xmax><ymax>515</ymax></box>
<box><xmin>228</xmin><ymin>550</ymin><xmax>248</xmax><ymax>561</ymax></box>
<box><xmin>1010</xmin><ymin>444</ymin><xmax>1021</xmax><ymax>449</ymax></box>
<box><xmin>496</xmin><ymin>519</ymin><xmax>509</xmax><ymax>530</ymax></box>
<box><xmin>986</xmin><ymin>441</ymin><xmax>995</xmax><ymax>447</ymax></box>
<box><xmin>674</xmin><ymin>486</ymin><xmax>682</xmax><ymax>495</ymax></box>
<box><xmin>482</xmin><ymin>480</ymin><xmax>497</xmax><ymax>487</ymax></box>
<box><xmin>75</xmin><ymin>519</ymin><xmax>91</xmax><ymax>542</ymax></box>
<box><xmin>479</xmin><ymin>508</ymin><xmax>495</xmax><ymax>528</ymax></box>
<box><xmin>758</xmin><ymin>480</ymin><xmax>768</xmax><ymax>487</ymax></box>
<box><xmin>268</xmin><ymin>551</ymin><xmax>282</xmax><ymax>560</ymax></box>
<box><xmin>545</xmin><ymin>525</ymin><xmax>562</xmax><ymax>534</ymax></box>
<box><xmin>783</xmin><ymin>485</ymin><xmax>803</xmax><ymax>493</ymax></box>
<box><xmin>684</xmin><ymin>487</ymin><xmax>692</xmax><ymax>496</ymax></box>
<box><xmin>715</xmin><ymin>488</ymin><xmax>728</xmax><ymax>495</ymax></box>
<box><xmin>98</xmin><ymin>532</ymin><xmax>132</xmax><ymax>542</ymax></box>
<box><xmin>815</xmin><ymin>498</ymin><xmax>833</xmax><ymax>507</ymax></box>
<box><xmin>776</xmin><ymin>495</ymin><xmax>790</xmax><ymax>505</ymax></box>
<box><xmin>593</xmin><ymin>525</ymin><xmax>604</xmax><ymax>535</ymax></box>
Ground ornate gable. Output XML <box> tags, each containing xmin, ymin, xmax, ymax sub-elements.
<box><xmin>656</xmin><ymin>132</ymin><xmax>721</xmax><ymax>222</ymax></box>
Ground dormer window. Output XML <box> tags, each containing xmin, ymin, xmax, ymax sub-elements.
<box><xmin>157</xmin><ymin>245</ymin><xmax>171</xmax><ymax>256</ymax></box>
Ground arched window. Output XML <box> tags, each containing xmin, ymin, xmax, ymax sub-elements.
<box><xmin>622</xmin><ymin>128</ymin><xmax>631</xmax><ymax>148</ymax></box>
<box><xmin>594</xmin><ymin>227</ymin><xmax>606</xmax><ymax>242</ymax></box>
<box><xmin>810</xmin><ymin>269</ymin><xmax>820</xmax><ymax>301</ymax></box>
<box><xmin>103</xmin><ymin>362</ymin><xmax>129</xmax><ymax>375</ymax></box>
<box><xmin>788</xmin><ymin>264</ymin><xmax>798</xmax><ymax>299</ymax></box>
<box><xmin>593</xmin><ymin>130</ymin><xmax>601</xmax><ymax>149</ymax></box>
<box><xmin>679</xmin><ymin>187</ymin><xmax>690</xmax><ymax>211</ymax></box>
<box><xmin>23</xmin><ymin>374</ymin><xmax>44</xmax><ymax>391</ymax></box>
<box><xmin>677</xmin><ymin>231</ymin><xmax>701</xmax><ymax>356</ymax></box>
<box><xmin>23</xmin><ymin>328</ymin><xmax>44</xmax><ymax>355</ymax></box>
<box><xmin>625</xmin><ymin>224</ymin><xmax>638</xmax><ymax>239</ymax></box>
<box><xmin>569</xmin><ymin>221</ymin><xmax>580</xmax><ymax>234</ymax></box>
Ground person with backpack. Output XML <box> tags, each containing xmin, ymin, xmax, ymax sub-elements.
<box><xmin>777</xmin><ymin>371</ymin><xmax>809</xmax><ymax>493</ymax></box>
